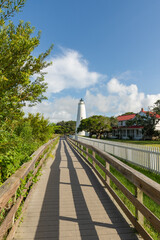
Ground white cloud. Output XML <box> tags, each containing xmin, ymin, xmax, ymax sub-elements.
<box><xmin>44</xmin><ymin>48</ymin><xmax>105</xmax><ymax>94</ymax></box>
<box><xmin>24</xmin><ymin>78</ymin><xmax>160</xmax><ymax>122</ymax></box>
<box><xmin>24</xmin><ymin>96</ymin><xmax>78</xmax><ymax>123</ymax></box>
<box><xmin>85</xmin><ymin>78</ymin><xmax>160</xmax><ymax>116</ymax></box>
<box><xmin>25</xmin><ymin>46</ymin><xmax>160</xmax><ymax>125</ymax></box>
<box><xmin>107</xmin><ymin>78</ymin><xmax>138</xmax><ymax>95</ymax></box>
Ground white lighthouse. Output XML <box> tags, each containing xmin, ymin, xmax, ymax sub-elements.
<box><xmin>75</xmin><ymin>98</ymin><xmax>86</xmax><ymax>136</ymax></box>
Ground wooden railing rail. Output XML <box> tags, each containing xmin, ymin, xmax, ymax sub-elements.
<box><xmin>67</xmin><ymin>137</ymin><xmax>160</xmax><ymax>240</ymax></box>
<box><xmin>0</xmin><ymin>137</ymin><xmax>59</xmax><ymax>240</ymax></box>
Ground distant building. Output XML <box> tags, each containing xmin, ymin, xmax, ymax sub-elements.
<box><xmin>112</xmin><ymin>108</ymin><xmax>160</xmax><ymax>140</ymax></box>
<box><xmin>75</xmin><ymin>98</ymin><xmax>86</xmax><ymax>136</ymax></box>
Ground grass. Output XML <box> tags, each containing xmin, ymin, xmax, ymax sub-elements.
<box><xmin>102</xmin><ymin>138</ymin><xmax>160</xmax><ymax>145</ymax></box>
<box><xmin>85</xmin><ymin>148</ymin><xmax>160</xmax><ymax>240</ymax></box>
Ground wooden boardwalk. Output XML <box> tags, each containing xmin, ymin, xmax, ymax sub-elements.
<box><xmin>14</xmin><ymin>138</ymin><xmax>139</xmax><ymax>240</ymax></box>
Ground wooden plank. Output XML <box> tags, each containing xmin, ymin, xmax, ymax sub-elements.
<box><xmin>105</xmin><ymin>169</ymin><xmax>160</xmax><ymax>232</ymax></box>
<box><xmin>68</xmin><ymin>137</ymin><xmax>158</xmax><ymax>239</ymax></box>
<box><xmin>0</xmin><ymin>137</ymin><xmax>57</xmax><ymax>240</ymax></box>
<box><xmin>70</xmin><ymin>138</ymin><xmax>160</xmax><ymax>206</ymax></box>
<box><xmin>105</xmin><ymin>161</ymin><xmax>110</xmax><ymax>185</ymax></box>
<box><xmin>135</xmin><ymin>187</ymin><xmax>144</xmax><ymax>225</ymax></box>
<box><xmin>92</xmin><ymin>151</ymin><xmax>96</xmax><ymax>168</ymax></box>
<box><xmin>6</xmin><ymin>177</ymin><xmax>38</xmax><ymax>240</ymax></box>
<box><xmin>0</xmin><ymin>138</ymin><xmax>56</xmax><ymax>211</ymax></box>
<box><xmin>0</xmin><ymin>197</ymin><xmax>22</xmax><ymax>240</ymax></box>
<box><xmin>74</xmin><ymin>141</ymin><xmax>160</xmax><ymax>233</ymax></box>
<box><xmin>7</xmin><ymin>139</ymin><xmax>58</xmax><ymax>240</ymax></box>
<box><xmin>104</xmin><ymin>181</ymin><xmax>153</xmax><ymax>240</ymax></box>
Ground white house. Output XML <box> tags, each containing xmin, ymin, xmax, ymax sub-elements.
<box><xmin>112</xmin><ymin>108</ymin><xmax>160</xmax><ymax>140</ymax></box>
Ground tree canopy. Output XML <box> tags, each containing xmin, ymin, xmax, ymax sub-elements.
<box><xmin>77</xmin><ymin>115</ymin><xmax>117</xmax><ymax>139</ymax></box>
<box><xmin>126</xmin><ymin>112</ymin><xmax>159</xmax><ymax>139</ymax></box>
<box><xmin>0</xmin><ymin>113</ymin><xmax>56</xmax><ymax>184</ymax></box>
<box><xmin>0</xmin><ymin>0</ymin><xmax>54</xmax><ymax>185</ymax></box>
<box><xmin>152</xmin><ymin>100</ymin><xmax>160</xmax><ymax>115</ymax></box>
<box><xmin>56</xmin><ymin>121</ymin><xmax>76</xmax><ymax>135</ymax></box>
<box><xmin>0</xmin><ymin>21</ymin><xmax>53</xmax><ymax>123</ymax></box>
<box><xmin>121</xmin><ymin>112</ymin><xmax>135</xmax><ymax>116</ymax></box>
<box><xmin>0</xmin><ymin>0</ymin><xmax>25</xmax><ymax>25</ymax></box>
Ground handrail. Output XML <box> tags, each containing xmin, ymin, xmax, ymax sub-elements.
<box><xmin>0</xmin><ymin>137</ymin><xmax>59</xmax><ymax>240</ymax></box>
<box><xmin>67</xmin><ymin>137</ymin><xmax>160</xmax><ymax>240</ymax></box>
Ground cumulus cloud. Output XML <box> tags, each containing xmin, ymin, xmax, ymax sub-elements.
<box><xmin>24</xmin><ymin>78</ymin><xmax>160</xmax><ymax>122</ymax></box>
<box><xmin>25</xmin><ymin>45</ymin><xmax>160</xmax><ymax>124</ymax></box>
<box><xmin>24</xmin><ymin>96</ymin><xmax>79</xmax><ymax>123</ymax></box>
<box><xmin>85</xmin><ymin>78</ymin><xmax>160</xmax><ymax>116</ymax></box>
<box><xmin>44</xmin><ymin>48</ymin><xmax>105</xmax><ymax>94</ymax></box>
<box><xmin>107</xmin><ymin>78</ymin><xmax>138</xmax><ymax>95</ymax></box>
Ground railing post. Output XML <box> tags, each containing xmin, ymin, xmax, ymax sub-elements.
<box><xmin>105</xmin><ymin>162</ymin><xmax>110</xmax><ymax>185</ymax></box>
<box><xmin>78</xmin><ymin>143</ymin><xmax>81</xmax><ymax>153</ymax></box>
<box><xmin>80</xmin><ymin>144</ymin><xmax>82</xmax><ymax>154</ymax></box>
<box><xmin>79</xmin><ymin>144</ymin><xmax>83</xmax><ymax>155</ymax></box>
<box><xmin>12</xmin><ymin>191</ymin><xmax>17</xmax><ymax>225</ymax></box>
<box><xmin>92</xmin><ymin>151</ymin><xmax>96</xmax><ymax>168</ymax></box>
<box><xmin>86</xmin><ymin>148</ymin><xmax>89</xmax><ymax>161</ymax></box>
<box><xmin>135</xmin><ymin>187</ymin><xmax>144</xmax><ymax>225</ymax></box>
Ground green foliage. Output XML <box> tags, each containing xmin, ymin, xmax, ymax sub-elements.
<box><xmin>0</xmin><ymin>20</ymin><xmax>53</xmax><ymax>122</ymax></box>
<box><xmin>0</xmin><ymin>0</ymin><xmax>25</xmax><ymax>25</ymax></box>
<box><xmin>0</xmin><ymin>0</ymin><xmax>55</xmax><ymax>186</ymax></box>
<box><xmin>152</xmin><ymin>99</ymin><xmax>160</xmax><ymax>115</ymax></box>
<box><xmin>0</xmin><ymin>114</ymin><xmax>56</xmax><ymax>185</ymax></box>
<box><xmin>56</xmin><ymin>120</ymin><xmax>76</xmax><ymax>135</ymax></box>
<box><xmin>26</xmin><ymin>113</ymin><xmax>54</xmax><ymax>142</ymax></box>
<box><xmin>77</xmin><ymin>115</ymin><xmax>117</xmax><ymax>139</ymax></box>
<box><xmin>0</xmin><ymin>207</ymin><xmax>6</xmax><ymax>226</ymax></box>
<box><xmin>126</xmin><ymin>112</ymin><xmax>159</xmax><ymax>139</ymax></box>
<box><xmin>121</xmin><ymin>112</ymin><xmax>135</xmax><ymax>116</ymax></box>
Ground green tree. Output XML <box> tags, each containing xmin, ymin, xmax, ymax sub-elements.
<box><xmin>26</xmin><ymin>113</ymin><xmax>53</xmax><ymax>142</ymax></box>
<box><xmin>152</xmin><ymin>100</ymin><xmax>160</xmax><ymax>115</ymax></box>
<box><xmin>77</xmin><ymin>115</ymin><xmax>113</xmax><ymax>139</ymax></box>
<box><xmin>0</xmin><ymin>113</ymin><xmax>56</xmax><ymax>184</ymax></box>
<box><xmin>0</xmin><ymin>21</ymin><xmax>53</xmax><ymax>123</ymax></box>
<box><xmin>56</xmin><ymin>120</ymin><xmax>76</xmax><ymax>135</ymax></box>
<box><xmin>126</xmin><ymin>113</ymin><xmax>159</xmax><ymax>139</ymax></box>
<box><xmin>0</xmin><ymin>1</ymin><xmax>54</xmax><ymax>184</ymax></box>
<box><xmin>0</xmin><ymin>0</ymin><xmax>25</xmax><ymax>25</ymax></box>
<box><xmin>110</xmin><ymin>116</ymin><xmax>118</xmax><ymax>127</ymax></box>
<box><xmin>121</xmin><ymin>112</ymin><xmax>135</xmax><ymax>116</ymax></box>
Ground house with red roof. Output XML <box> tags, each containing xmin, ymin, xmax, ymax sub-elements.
<box><xmin>112</xmin><ymin>108</ymin><xmax>160</xmax><ymax>140</ymax></box>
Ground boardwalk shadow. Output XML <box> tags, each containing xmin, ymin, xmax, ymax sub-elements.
<box><xmin>34</xmin><ymin>138</ymin><xmax>139</xmax><ymax>240</ymax></box>
<box><xmin>64</xmin><ymin>140</ymin><xmax>139</xmax><ymax>240</ymax></box>
<box><xmin>34</xmin><ymin>139</ymin><xmax>62</xmax><ymax>239</ymax></box>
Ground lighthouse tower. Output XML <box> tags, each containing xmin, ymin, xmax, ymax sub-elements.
<box><xmin>75</xmin><ymin>98</ymin><xmax>86</xmax><ymax>136</ymax></box>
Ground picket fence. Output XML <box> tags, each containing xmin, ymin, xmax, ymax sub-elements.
<box><xmin>71</xmin><ymin>136</ymin><xmax>160</xmax><ymax>174</ymax></box>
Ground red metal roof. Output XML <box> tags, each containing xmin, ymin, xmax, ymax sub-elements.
<box><xmin>117</xmin><ymin>109</ymin><xmax>160</xmax><ymax>122</ymax></box>
<box><xmin>141</xmin><ymin>109</ymin><xmax>160</xmax><ymax>119</ymax></box>
<box><xmin>117</xmin><ymin>114</ymin><xmax>136</xmax><ymax>121</ymax></box>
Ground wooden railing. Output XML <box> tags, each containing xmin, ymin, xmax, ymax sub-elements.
<box><xmin>0</xmin><ymin>137</ymin><xmax>59</xmax><ymax>240</ymax></box>
<box><xmin>67</xmin><ymin>137</ymin><xmax>160</xmax><ymax>240</ymax></box>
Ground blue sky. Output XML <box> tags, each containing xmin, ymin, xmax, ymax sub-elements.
<box><xmin>13</xmin><ymin>0</ymin><xmax>160</xmax><ymax>122</ymax></box>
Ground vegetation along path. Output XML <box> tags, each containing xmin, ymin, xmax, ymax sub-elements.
<box><xmin>14</xmin><ymin>138</ymin><xmax>139</xmax><ymax>240</ymax></box>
